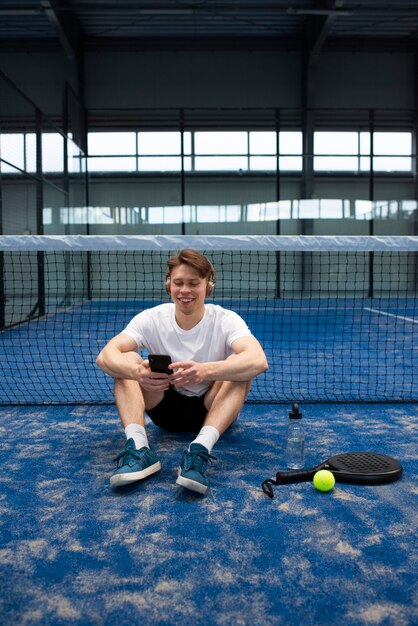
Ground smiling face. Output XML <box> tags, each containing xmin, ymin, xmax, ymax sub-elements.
<box><xmin>168</xmin><ymin>263</ymin><xmax>208</xmax><ymax>326</ymax></box>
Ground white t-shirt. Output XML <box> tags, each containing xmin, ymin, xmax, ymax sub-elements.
<box><xmin>122</xmin><ymin>303</ymin><xmax>252</xmax><ymax>397</ymax></box>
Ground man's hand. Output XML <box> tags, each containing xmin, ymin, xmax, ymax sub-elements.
<box><xmin>168</xmin><ymin>360</ymin><xmax>208</xmax><ymax>388</ymax></box>
<box><xmin>137</xmin><ymin>360</ymin><xmax>171</xmax><ymax>391</ymax></box>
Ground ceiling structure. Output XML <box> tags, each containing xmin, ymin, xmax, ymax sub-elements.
<box><xmin>1</xmin><ymin>1</ymin><xmax>418</xmax><ymax>56</ymax></box>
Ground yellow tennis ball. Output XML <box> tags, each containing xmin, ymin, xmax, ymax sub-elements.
<box><xmin>313</xmin><ymin>469</ymin><xmax>335</xmax><ymax>492</ymax></box>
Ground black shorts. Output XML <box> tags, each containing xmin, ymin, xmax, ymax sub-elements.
<box><xmin>146</xmin><ymin>386</ymin><xmax>208</xmax><ymax>433</ymax></box>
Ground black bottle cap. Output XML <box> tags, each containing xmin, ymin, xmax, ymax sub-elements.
<box><xmin>289</xmin><ymin>403</ymin><xmax>302</xmax><ymax>419</ymax></box>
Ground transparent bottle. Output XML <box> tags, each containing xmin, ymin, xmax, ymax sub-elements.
<box><xmin>285</xmin><ymin>403</ymin><xmax>305</xmax><ymax>469</ymax></box>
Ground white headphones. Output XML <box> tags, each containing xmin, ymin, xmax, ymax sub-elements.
<box><xmin>165</xmin><ymin>265</ymin><xmax>216</xmax><ymax>296</ymax></box>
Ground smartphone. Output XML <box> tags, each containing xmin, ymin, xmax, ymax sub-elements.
<box><xmin>148</xmin><ymin>354</ymin><xmax>172</xmax><ymax>375</ymax></box>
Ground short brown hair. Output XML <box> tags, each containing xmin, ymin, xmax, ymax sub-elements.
<box><xmin>166</xmin><ymin>249</ymin><xmax>216</xmax><ymax>284</ymax></box>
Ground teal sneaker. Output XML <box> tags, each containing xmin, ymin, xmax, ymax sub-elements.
<box><xmin>176</xmin><ymin>443</ymin><xmax>217</xmax><ymax>494</ymax></box>
<box><xmin>110</xmin><ymin>438</ymin><xmax>161</xmax><ymax>488</ymax></box>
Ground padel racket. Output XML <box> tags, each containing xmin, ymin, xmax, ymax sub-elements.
<box><xmin>262</xmin><ymin>452</ymin><xmax>402</xmax><ymax>498</ymax></box>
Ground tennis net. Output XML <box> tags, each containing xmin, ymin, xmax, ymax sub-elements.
<box><xmin>0</xmin><ymin>234</ymin><xmax>417</xmax><ymax>405</ymax></box>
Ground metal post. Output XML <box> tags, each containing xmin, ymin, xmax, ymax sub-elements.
<box><xmin>275</xmin><ymin>218</ymin><xmax>281</xmax><ymax>298</ymax></box>
<box><xmin>368</xmin><ymin>111</ymin><xmax>375</xmax><ymax>299</ymax></box>
<box><xmin>369</xmin><ymin>109</ymin><xmax>375</xmax><ymax>203</ymax></box>
<box><xmin>368</xmin><ymin>219</ymin><xmax>374</xmax><ymax>299</ymax></box>
<box><xmin>275</xmin><ymin>108</ymin><xmax>281</xmax><ymax>202</ymax></box>
<box><xmin>36</xmin><ymin>109</ymin><xmax>45</xmax><ymax>317</ymax></box>
<box><xmin>180</xmin><ymin>108</ymin><xmax>185</xmax><ymax>207</ymax></box>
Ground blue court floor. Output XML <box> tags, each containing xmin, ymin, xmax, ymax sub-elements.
<box><xmin>0</xmin><ymin>402</ymin><xmax>417</xmax><ymax>625</ymax></box>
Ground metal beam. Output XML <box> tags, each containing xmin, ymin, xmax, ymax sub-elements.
<box><xmin>302</xmin><ymin>1</ymin><xmax>345</xmax><ymax>198</ymax></box>
<box><xmin>40</xmin><ymin>2</ymin><xmax>86</xmax><ymax>155</ymax></box>
<box><xmin>307</xmin><ymin>0</ymin><xmax>341</xmax><ymax>63</ymax></box>
<box><xmin>40</xmin><ymin>0</ymin><xmax>80</xmax><ymax>59</ymax></box>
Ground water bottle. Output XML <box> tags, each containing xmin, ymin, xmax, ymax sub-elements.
<box><xmin>285</xmin><ymin>403</ymin><xmax>305</xmax><ymax>469</ymax></box>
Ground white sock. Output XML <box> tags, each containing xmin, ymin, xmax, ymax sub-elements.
<box><xmin>124</xmin><ymin>424</ymin><xmax>149</xmax><ymax>450</ymax></box>
<box><xmin>190</xmin><ymin>425</ymin><xmax>220</xmax><ymax>454</ymax></box>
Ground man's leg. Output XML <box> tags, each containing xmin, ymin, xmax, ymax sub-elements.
<box><xmin>203</xmin><ymin>378</ymin><xmax>251</xmax><ymax>434</ymax></box>
<box><xmin>176</xmin><ymin>379</ymin><xmax>250</xmax><ymax>494</ymax></box>
<box><xmin>110</xmin><ymin>352</ymin><xmax>164</xmax><ymax>488</ymax></box>
<box><xmin>114</xmin><ymin>352</ymin><xmax>164</xmax><ymax>424</ymax></box>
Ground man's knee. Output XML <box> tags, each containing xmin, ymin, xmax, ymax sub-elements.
<box><xmin>222</xmin><ymin>379</ymin><xmax>251</xmax><ymax>396</ymax></box>
<box><xmin>112</xmin><ymin>353</ymin><xmax>142</xmax><ymax>388</ymax></box>
<box><xmin>205</xmin><ymin>379</ymin><xmax>250</xmax><ymax>410</ymax></box>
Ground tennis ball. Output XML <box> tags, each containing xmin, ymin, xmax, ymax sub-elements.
<box><xmin>313</xmin><ymin>469</ymin><xmax>335</xmax><ymax>492</ymax></box>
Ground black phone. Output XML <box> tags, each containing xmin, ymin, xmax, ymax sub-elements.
<box><xmin>148</xmin><ymin>354</ymin><xmax>172</xmax><ymax>375</ymax></box>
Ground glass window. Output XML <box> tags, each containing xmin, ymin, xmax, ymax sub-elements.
<box><xmin>360</xmin><ymin>132</ymin><xmax>370</xmax><ymax>154</ymax></box>
<box><xmin>314</xmin><ymin>132</ymin><xmax>358</xmax><ymax>155</ymax></box>
<box><xmin>355</xmin><ymin>200</ymin><xmax>373</xmax><ymax>218</ymax></box>
<box><xmin>43</xmin><ymin>207</ymin><xmax>52</xmax><ymax>225</ymax></box>
<box><xmin>249</xmin><ymin>131</ymin><xmax>276</xmax><ymax>154</ymax></box>
<box><xmin>0</xmin><ymin>133</ymin><xmax>24</xmax><ymax>171</ymax></box>
<box><xmin>372</xmin><ymin>156</ymin><xmax>411</xmax><ymax>172</ymax></box>
<box><xmin>195</xmin><ymin>156</ymin><xmax>248</xmax><ymax>171</ymax></box>
<box><xmin>88</xmin><ymin>157</ymin><xmax>137</xmax><ymax>172</ymax></box>
<box><xmin>138</xmin><ymin>157</ymin><xmax>183</xmax><ymax>172</ymax></box>
<box><xmin>279</xmin><ymin>132</ymin><xmax>303</xmax><ymax>171</ymax></box>
<box><xmin>194</xmin><ymin>132</ymin><xmax>247</xmax><ymax>155</ymax></box>
<box><xmin>360</xmin><ymin>157</ymin><xmax>371</xmax><ymax>171</ymax></box>
<box><xmin>88</xmin><ymin>132</ymin><xmax>136</xmax><ymax>155</ymax></box>
<box><xmin>42</xmin><ymin>133</ymin><xmax>64</xmax><ymax>172</ymax></box>
<box><xmin>139</xmin><ymin>132</ymin><xmax>180</xmax><ymax>155</ymax></box>
<box><xmin>359</xmin><ymin>131</ymin><xmax>413</xmax><ymax>172</ymax></box>
<box><xmin>314</xmin><ymin>132</ymin><xmax>358</xmax><ymax>172</ymax></box>
<box><xmin>279</xmin><ymin>131</ymin><xmax>303</xmax><ymax>154</ymax></box>
<box><xmin>372</xmin><ymin>132</ymin><xmax>412</xmax><ymax>172</ymax></box>
<box><xmin>400</xmin><ymin>200</ymin><xmax>418</xmax><ymax>215</ymax></box>
<box><xmin>314</xmin><ymin>131</ymin><xmax>412</xmax><ymax>172</ymax></box>
<box><xmin>195</xmin><ymin>205</ymin><xmax>241</xmax><ymax>222</ymax></box>
<box><xmin>276</xmin><ymin>200</ymin><xmax>292</xmax><ymax>219</ymax></box>
<box><xmin>147</xmin><ymin>207</ymin><xmax>165</xmax><ymax>223</ymax></box>
<box><xmin>247</xmin><ymin>202</ymin><xmax>281</xmax><ymax>221</ymax></box>
<box><xmin>67</xmin><ymin>137</ymin><xmax>84</xmax><ymax>174</ymax></box>
<box><xmin>373</xmin><ymin>132</ymin><xmax>411</xmax><ymax>155</ymax></box>
<box><xmin>25</xmin><ymin>134</ymin><xmax>37</xmax><ymax>172</ymax></box>
<box><xmin>250</xmin><ymin>156</ymin><xmax>276</xmax><ymax>171</ymax></box>
<box><xmin>223</xmin><ymin>205</ymin><xmax>241</xmax><ymax>221</ymax></box>
<box><xmin>298</xmin><ymin>199</ymin><xmax>320</xmax><ymax>218</ymax></box>
<box><xmin>4</xmin><ymin>128</ymin><xmax>413</xmax><ymax>177</ymax></box>
<box><xmin>318</xmin><ymin>199</ymin><xmax>344</xmax><ymax>218</ymax></box>
<box><xmin>279</xmin><ymin>156</ymin><xmax>303</xmax><ymax>170</ymax></box>
<box><xmin>157</xmin><ymin>206</ymin><xmax>183</xmax><ymax>224</ymax></box>
<box><xmin>315</xmin><ymin>156</ymin><xmax>359</xmax><ymax>171</ymax></box>
<box><xmin>60</xmin><ymin>206</ymin><xmax>116</xmax><ymax>224</ymax></box>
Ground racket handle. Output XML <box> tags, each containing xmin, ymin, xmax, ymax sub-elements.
<box><xmin>276</xmin><ymin>469</ymin><xmax>314</xmax><ymax>484</ymax></box>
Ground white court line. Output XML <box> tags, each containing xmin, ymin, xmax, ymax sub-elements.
<box><xmin>236</xmin><ymin>307</ymin><xmax>351</xmax><ymax>312</ymax></box>
<box><xmin>364</xmin><ymin>307</ymin><xmax>418</xmax><ymax>324</ymax></box>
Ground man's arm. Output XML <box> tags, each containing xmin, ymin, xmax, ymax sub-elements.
<box><xmin>96</xmin><ymin>333</ymin><xmax>172</xmax><ymax>393</ymax></box>
<box><xmin>169</xmin><ymin>335</ymin><xmax>268</xmax><ymax>388</ymax></box>
<box><xmin>96</xmin><ymin>333</ymin><xmax>144</xmax><ymax>380</ymax></box>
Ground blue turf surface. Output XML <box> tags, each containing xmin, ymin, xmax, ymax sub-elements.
<box><xmin>0</xmin><ymin>402</ymin><xmax>417</xmax><ymax>625</ymax></box>
<box><xmin>0</xmin><ymin>297</ymin><xmax>417</xmax><ymax>404</ymax></box>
